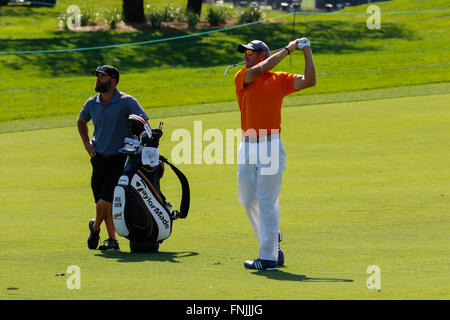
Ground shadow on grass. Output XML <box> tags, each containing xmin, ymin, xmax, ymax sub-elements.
<box><xmin>94</xmin><ymin>250</ymin><xmax>199</xmax><ymax>263</ymax></box>
<box><xmin>0</xmin><ymin>20</ymin><xmax>414</xmax><ymax>76</ymax></box>
<box><xmin>252</xmin><ymin>269</ymin><xmax>354</xmax><ymax>283</ymax></box>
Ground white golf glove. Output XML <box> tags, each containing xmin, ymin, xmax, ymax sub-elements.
<box><xmin>297</xmin><ymin>38</ymin><xmax>311</xmax><ymax>49</ymax></box>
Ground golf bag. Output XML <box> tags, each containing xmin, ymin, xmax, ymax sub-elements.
<box><xmin>112</xmin><ymin>115</ymin><xmax>190</xmax><ymax>252</ymax></box>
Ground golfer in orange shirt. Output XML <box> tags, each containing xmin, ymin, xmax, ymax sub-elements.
<box><xmin>234</xmin><ymin>38</ymin><xmax>316</xmax><ymax>270</ymax></box>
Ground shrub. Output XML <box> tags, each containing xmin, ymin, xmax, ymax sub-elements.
<box><xmin>80</xmin><ymin>11</ymin><xmax>97</xmax><ymax>27</ymax></box>
<box><xmin>173</xmin><ymin>7</ymin><xmax>188</xmax><ymax>23</ymax></box>
<box><xmin>238</xmin><ymin>6</ymin><xmax>263</xmax><ymax>24</ymax></box>
<box><xmin>105</xmin><ymin>8</ymin><xmax>121</xmax><ymax>29</ymax></box>
<box><xmin>148</xmin><ymin>8</ymin><xmax>165</xmax><ymax>29</ymax></box>
<box><xmin>207</xmin><ymin>6</ymin><xmax>228</xmax><ymax>27</ymax></box>
<box><xmin>58</xmin><ymin>11</ymin><xmax>70</xmax><ymax>31</ymax></box>
<box><xmin>162</xmin><ymin>5</ymin><xmax>177</xmax><ymax>22</ymax></box>
<box><xmin>185</xmin><ymin>10</ymin><xmax>200</xmax><ymax>29</ymax></box>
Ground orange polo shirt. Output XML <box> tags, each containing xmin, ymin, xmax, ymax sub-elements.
<box><xmin>234</xmin><ymin>68</ymin><xmax>298</xmax><ymax>137</ymax></box>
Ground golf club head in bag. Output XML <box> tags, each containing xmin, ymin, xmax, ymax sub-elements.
<box><xmin>113</xmin><ymin>115</ymin><xmax>190</xmax><ymax>253</ymax></box>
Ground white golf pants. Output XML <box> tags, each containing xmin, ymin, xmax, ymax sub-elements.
<box><xmin>237</xmin><ymin>134</ymin><xmax>286</xmax><ymax>261</ymax></box>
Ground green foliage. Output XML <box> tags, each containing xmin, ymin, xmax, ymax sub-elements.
<box><xmin>238</xmin><ymin>6</ymin><xmax>263</xmax><ymax>24</ymax></box>
<box><xmin>104</xmin><ymin>8</ymin><xmax>121</xmax><ymax>30</ymax></box>
<box><xmin>148</xmin><ymin>7</ymin><xmax>165</xmax><ymax>29</ymax></box>
<box><xmin>57</xmin><ymin>11</ymin><xmax>71</xmax><ymax>31</ymax></box>
<box><xmin>147</xmin><ymin>5</ymin><xmax>185</xmax><ymax>29</ymax></box>
<box><xmin>57</xmin><ymin>8</ymin><xmax>119</xmax><ymax>30</ymax></box>
<box><xmin>185</xmin><ymin>10</ymin><xmax>200</xmax><ymax>30</ymax></box>
<box><xmin>80</xmin><ymin>10</ymin><xmax>97</xmax><ymax>27</ymax></box>
<box><xmin>207</xmin><ymin>6</ymin><xmax>228</xmax><ymax>27</ymax></box>
<box><xmin>162</xmin><ymin>5</ymin><xmax>177</xmax><ymax>22</ymax></box>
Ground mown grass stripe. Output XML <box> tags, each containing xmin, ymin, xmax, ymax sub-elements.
<box><xmin>1</xmin><ymin>82</ymin><xmax>447</xmax><ymax>134</ymax></box>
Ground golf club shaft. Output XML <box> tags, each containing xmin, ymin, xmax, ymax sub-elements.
<box><xmin>224</xmin><ymin>47</ymin><xmax>285</xmax><ymax>76</ymax></box>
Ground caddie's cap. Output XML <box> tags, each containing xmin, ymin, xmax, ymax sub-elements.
<box><xmin>237</xmin><ymin>40</ymin><xmax>270</xmax><ymax>58</ymax></box>
<box><xmin>92</xmin><ymin>65</ymin><xmax>120</xmax><ymax>83</ymax></box>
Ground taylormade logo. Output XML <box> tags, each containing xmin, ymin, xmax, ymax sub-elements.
<box><xmin>136</xmin><ymin>185</ymin><xmax>170</xmax><ymax>229</ymax></box>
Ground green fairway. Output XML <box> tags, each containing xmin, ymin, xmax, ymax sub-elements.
<box><xmin>1</xmin><ymin>93</ymin><xmax>448</xmax><ymax>299</ymax></box>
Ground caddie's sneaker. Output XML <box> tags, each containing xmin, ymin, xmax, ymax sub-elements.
<box><xmin>278</xmin><ymin>231</ymin><xmax>285</xmax><ymax>266</ymax></box>
<box><xmin>98</xmin><ymin>238</ymin><xmax>120</xmax><ymax>251</ymax></box>
<box><xmin>244</xmin><ymin>258</ymin><xmax>278</xmax><ymax>271</ymax></box>
<box><xmin>87</xmin><ymin>219</ymin><xmax>100</xmax><ymax>249</ymax></box>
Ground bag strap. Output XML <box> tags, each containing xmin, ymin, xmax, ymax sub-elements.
<box><xmin>159</xmin><ymin>155</ymin><xmax>190</xmax><ymax>219</ymax></box>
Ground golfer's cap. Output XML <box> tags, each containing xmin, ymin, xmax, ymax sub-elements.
<box><xmin>92</xmin><ymin>65</ymin><xmax>119</xmax><ymax>83</ymax></box>
<box><xmin>237</xmin><ymin>40</ymin><xmax>270</xmax><ymax>58</ymax></box>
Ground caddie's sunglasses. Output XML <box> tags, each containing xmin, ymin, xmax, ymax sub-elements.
<box><xmin>244</xmin><ymin>49</ymin><xmax>254</xmax><ymax>56</ymax></box>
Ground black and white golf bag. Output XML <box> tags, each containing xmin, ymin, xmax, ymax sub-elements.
<box><xmin>112</xmin><ymin>115</ymin><xmax>190</xmax><ymax>252</ymax></box>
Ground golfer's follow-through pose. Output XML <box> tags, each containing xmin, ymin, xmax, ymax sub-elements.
<box><xmin>77</xmin><ymin>65</ymin><xmax>149</xmax><ymax>250</ymax></box>
<box><xmin>234</xmin><ymin>38</ymin><xmax>316</xmax><ymax>270</ymax></box>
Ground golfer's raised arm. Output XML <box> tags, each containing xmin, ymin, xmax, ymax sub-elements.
<box><xmin>245</xmin><ymin>40</ymin><xmax>299</xmax><ymax>84</ymax></box>
<box><xmin>293</xmin><ymin>46</ymin><xmax>316</xmax><ymax>91</ymax></box>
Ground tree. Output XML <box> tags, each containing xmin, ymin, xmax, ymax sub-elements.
<box><xmin>315</xmin><ymin>0</ymin><xmax>325</xmax><ymax>9</ymax></box>
<box><xmin>187</xmin><ymin>0</ymin><xmax>203</xmax><ymax>16</ymax></box>
<box><xmin>123</xmin><ymin>0</ymin><xmax>145</xmax><ymax>23</ymax></box>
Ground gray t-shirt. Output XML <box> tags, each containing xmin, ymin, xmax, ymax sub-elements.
<box><xmin>80</xmin><ymin>89</ymin><xmax>148</xmax><ymax>155</ymax></box>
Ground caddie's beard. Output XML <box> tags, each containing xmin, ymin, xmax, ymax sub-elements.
<box><xmin>95</xmin><ymin>79</ymin><xmax>111</xmax><ymax>93</ymax></box>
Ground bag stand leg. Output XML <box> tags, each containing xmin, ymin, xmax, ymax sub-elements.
<box><xmin>129</xmin><ymin>240</ymin><xmax>160</xmax><ymax>253</ymax></box>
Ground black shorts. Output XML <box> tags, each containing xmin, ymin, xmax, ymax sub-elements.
<box><xmin>90</xmin><ymin>154</ymin><xmax>126</xmax><ymax>203</ymax></box>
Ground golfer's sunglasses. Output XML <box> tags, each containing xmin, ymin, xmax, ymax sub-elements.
<box><xmin>244</xmin><ymin>49</ymin><xmax>264</xmax><ymax>56</ymax></box>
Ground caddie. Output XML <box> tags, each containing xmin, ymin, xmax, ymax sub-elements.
<box><xmin>77</xmin><ymin>65</ymin><xmax>149</xmax><ymax>251</ymax></box>
<box><xmin>234</xmin><ymin>38</ymin><xmax>316</xmax><ymax>270</ymax></box>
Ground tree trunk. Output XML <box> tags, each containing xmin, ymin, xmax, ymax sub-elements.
<box><xmin>186</xmin><ymin>0</ymin><xmax>203</xmax><ymax>15</ymax></box>
<box><xmin>122</xmin><ymin>0</ymin><xmax>145</xmax><ymax>23</ymax></box>
<box><xmin>315</xmin><ymin>0</ymin><xmax>325</xmax><ymax>9</ymax></box>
